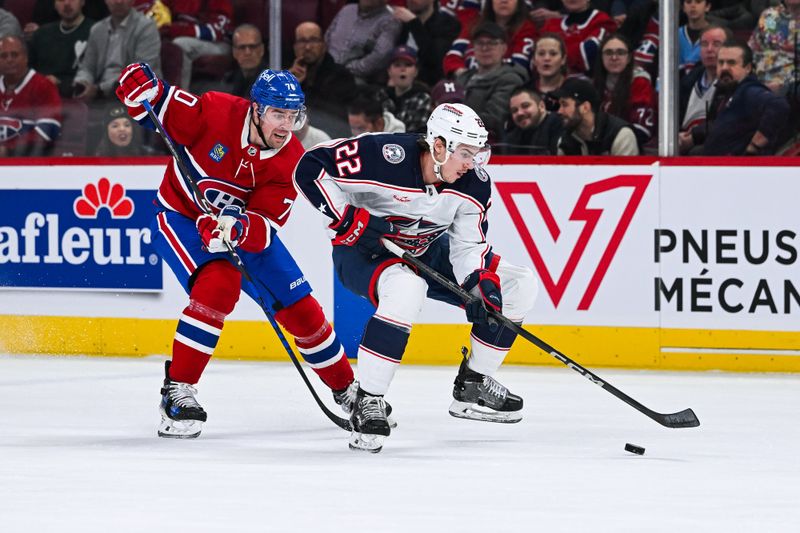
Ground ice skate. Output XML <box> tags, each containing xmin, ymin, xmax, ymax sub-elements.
<box><xmin>333</xmin><ymin>380</ymin><xmax>397</xmax><ymax>428</ymax></box>
<box><xmin>158</xmin><ymin>361</ymin><xmax>207</xmax><ymax>439</ymax></box>
<box><xmin>348</xmin><ymin>387</ymin><xmax>391</xmax><ymax>453</ymax></box>
<box><xmin>449</xmin><ymin>356</ymin><xmax>523</xmax><ymax>424</ymax></box>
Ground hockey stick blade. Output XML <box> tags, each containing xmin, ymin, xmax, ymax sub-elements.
<box><xmin>655</xmin><ymin>408</ymin><xmax>700</xmax><ymax>429</ymax></box>
<box><xmin>141</xmin><ymin>100</ymin><xmax>351</xmax><ymax>432</ymax></box>
<box><xmin>380</xmin><ymin>238</ymin><xmax>700</xmax><ymax>430</ymax></box>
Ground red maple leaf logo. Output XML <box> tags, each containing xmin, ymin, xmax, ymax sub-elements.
<box><xmin>495</xmin><ymin>174</ymin><xmax>651</xmax><ymax>310</ymax></box>
<box><xmin>73</xmin><ymin>177</ymin><xmax>134</xmax><ymax>219</ymax></box>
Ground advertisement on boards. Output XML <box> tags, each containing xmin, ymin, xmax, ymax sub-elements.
<box><xmin>0</xmin><ymin>165</ymin><xmax>163</xmax><ymax>291</ymax></box>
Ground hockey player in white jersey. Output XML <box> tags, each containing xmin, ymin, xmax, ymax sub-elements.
<box><xmin>293</xmin><ymin>103</ymin><xmax>538</xmax><ymax>452</ymax></box>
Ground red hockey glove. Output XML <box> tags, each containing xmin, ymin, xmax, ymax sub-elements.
<box><xmin>462</xmin><ymin>269</ymin><xmax>502</xmax><ymax>324</ymax></box>
<box><xmin>196</xmin><ymin>206</ymin><xmax>250</xmax><ymax>253</ymax></box>
<box><xmin>115</xmin><ymin>62</ymin><xmax>163</xmax><ymax>106</ymax></box>
<box><xmin>329</xmin><ymin>205</ymin><xmax>397</xmax><ymax>257</ymax></box>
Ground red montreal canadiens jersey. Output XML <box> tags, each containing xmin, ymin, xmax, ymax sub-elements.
<box><xmin>542</xmin><ymin>10</ymin><xmax>617</xmax><ymax>75</ymax></box>
<box><xmin>127</xmin><ymin>87</ymin><xmax>304</xmax><ymax>253</ymax></box>
<box><xmin>443</xmin><ymin>11</ymin><xmax>537</xmax><ymax>76</ymax></box>
<box><xmin>134</xmin><ymin>0</ymin><xmax>233</xmax><ymax>41</ymax></box>
<box><xmin>0</xmin><ymin>69</ymin><xmax>62</xmax><ymax>150</ymax></box>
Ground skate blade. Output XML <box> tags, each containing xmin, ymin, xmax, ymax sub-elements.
<box><xmin>448</xmin><ymin>400</ymin><xmax>522</xmax><ymax>424</ymax></box>
<box><xmin>158</xmin><ymin>417</ymin><xmax>203</xmax><ymax>439</ymax></box>
<box><xmin>348</xmin><ymin>431</ymin><xmax>386</xmax><ymax>453</ymax></box>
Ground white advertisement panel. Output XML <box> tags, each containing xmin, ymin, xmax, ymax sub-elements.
<box><xmin>1</xmin><ymin>161</ymin><xmax>798</xmax><ymax>334</ymax></box>
<box><xmin>658</xmin><ymin>163</ymin><xmax>798</xmax><ymax>331</ymax></box>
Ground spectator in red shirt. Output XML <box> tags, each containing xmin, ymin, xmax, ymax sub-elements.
<box><xmin>443</xmin><ymin>0</ymin><xmax>538</xmax><ymax>78</ymax></box>
<box><xmin>593</xmin><ymin>33</ymin><xmax>656</xmax><ymax>149</ymax></box>
<box><xmin>0</xmin><ymin>35</ymin><xmax>62</xmax><ymax>157</ymax></box>
<box><xmin>542</xmin><ymin>0</ymin><xmax>617</xmax><ymax>76</ymax></box>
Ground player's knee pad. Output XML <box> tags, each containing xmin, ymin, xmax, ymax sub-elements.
<box><xmin>189</xmin><ymin>259</ymin><xmax>241</xmax><ymax>316</ymax></box>
<box><xmin>375</xmin><ymin>263</ymin><xmax>428</xmax><ymax>327</ymax></box>
<box><xmin>275</xmin><ymin>295</ymin><xmax>327</xmax><ymax>340</ymax></box>
<box><xmin>499</xmin><ymin>263</ymin><xmax>538</xmax><ymax>321</ymax></box>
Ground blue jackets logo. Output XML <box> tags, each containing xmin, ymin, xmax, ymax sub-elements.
<box><xmin>0</xmin><ymin>177</ymin><xmax>162</xmax><ymax>291</ymax></box>
<box><xmin>209</xmin><ymin>143</ymin><xmax>228</xmax><ymax>162</ymax></box>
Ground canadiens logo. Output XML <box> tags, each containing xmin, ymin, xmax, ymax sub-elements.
<box><xmin>382</xmin><ymin>143</ymin><xmax>405</xmax><ymax>164</ymax></box>
<box><xmin>0</xmin><ymin>116</ymin><xmax>23</xmax><ymax>141</ymax></box>
<box><xmin>198</xmin><ymin>178</ymin><xmax>248</xmax><ymax>211</ymax></box>
<box><xmin>209</xmin><ymin>142</ymin><xmax>228</xmax><ymax>162</ymax></box>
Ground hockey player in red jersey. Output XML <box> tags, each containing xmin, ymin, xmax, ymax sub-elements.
<box><xmin>115</xmin><ymin>64</ymin><xmax>356</xmax><ymax>438</ymax></box>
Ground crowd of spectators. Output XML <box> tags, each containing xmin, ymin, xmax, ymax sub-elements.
<box><xmin>0</xmin><ymin>0</ymin><xmax>798</xmax><ymax>158</ymax></box>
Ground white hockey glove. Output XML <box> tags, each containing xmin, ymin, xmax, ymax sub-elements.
<box><xmin>196</xmin><ymin>206</ymin><xmax>250</xmax><ymax>253</ymax></box>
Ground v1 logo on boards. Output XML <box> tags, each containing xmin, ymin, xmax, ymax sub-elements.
<box><xmin>496</xmin><ymin>175</ymin><xmax>652</xmax><ymax>310</ymax></box>
<box><xmin>0</xmin><ymin>177</ymin><xmax>162</xmax><ymax>291</ymax></box>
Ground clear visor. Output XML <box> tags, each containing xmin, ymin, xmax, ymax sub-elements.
<box><xmin>449</xmin><ymin>143</ymin><xmax>492</xmax><ymax>167</ymax></box>
<box><xmin>260</xmin><ymin>105</ymin><xmax>307</xmax><ymax>131</ymax></box>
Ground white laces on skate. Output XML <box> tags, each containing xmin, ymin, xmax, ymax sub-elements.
<box><xmin>482</xmin><ymin>376</ymin><xmax>508</xmax><ymax>400</ymax></box>
<box><xmin>167</xmin><ymin>382</ymin><xmax>202</xmax><ymax>409</ymax></box>
<box><xmin>360</xmin><ymin>395</ymin><xmax>387</xmax><ymax>420</ymax></box>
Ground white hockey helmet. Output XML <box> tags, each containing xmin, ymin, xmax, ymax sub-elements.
<box><xmin>425</xmin><ymin>103</ymin><xmax>490</xmax><ymax>180</ymax></box>
<box><xmin>426</xmin><ymin>103</ymin><xmax>488</xmax><ymax>152</ymax></box>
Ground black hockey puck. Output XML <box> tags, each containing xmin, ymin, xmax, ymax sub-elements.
<box><xmin>625</xmin><ymin>443</ymin><xmax>645</xmax><ymax>455</ymax></box>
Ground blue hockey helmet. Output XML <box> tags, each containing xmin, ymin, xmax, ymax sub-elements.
<box><xmin>250</xmin><ymin>69</ymin><xmax>307</xmax><ymax>130</ymax></box>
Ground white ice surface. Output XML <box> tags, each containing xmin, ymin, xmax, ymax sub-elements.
<box><xmin>0</xmin><ymin>355</ymin><xmax>798</xmax><ymax>532</ymax></box>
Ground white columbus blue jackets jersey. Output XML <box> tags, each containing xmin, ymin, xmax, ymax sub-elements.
<box><xmin>293</xmin><ymin>132</ymin><xmax>495</xmax><ymax>285</ymax></box>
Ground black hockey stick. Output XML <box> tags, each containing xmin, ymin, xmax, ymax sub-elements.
<box><xmin>380</xmin><ymin>238</ymin><xmax>700</xmax><ymax>429</ymax></box>
<box><xmin>142</xmin><ymin>100</ymin><xmax>351</xmax><ymax>431</ymax></box>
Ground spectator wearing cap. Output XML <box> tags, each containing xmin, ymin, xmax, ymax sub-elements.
<box><xmin>325</xmin><ymin>0</ymin><xmax>402</xmax><ymax>84</ymax></box>
<box><xmin>384</xmin><ymin>45</ymin><xmax>432</xmax><ymax>133</ymax></box>
<box><xmin>501</xmin><ymin>86</ymin><xmax>563</xmax><ymax>154</ymax></box>
<box><xmin>0</xmin><ymin>35</ymin><xmax>62</xmax><ymax>157</ymax></box>
<box><xmin>95</xmin><ymin>104</ymin><xmax>144</xmax><ymax>156</ymax></box>
<box><xmin>679</xmin><ymin>42</ymin><xmax>790</xmax><ymax>156</ymax></box>
<box><xmin>542</xmin><ymin>0</ymin><xmax>617</xmax><ymax>76</ymax></box>
<box><xmin>455</xmin><ymin>21</ymin><xmax>527</xmax><ymax>140</ymax></box>
<box><xmin>223</xmin><ymin>24</ymin><xmax>267</xmax><ymax>98</ymax></box>
<box><xmin>347</xmin><ymin>91</ymin><xmax>406</xmax><ymax>136</ymax></box>
<box><xmin>28</xmin><ymin>0</ymin><xmax>95</xmax><ymax>99</ymax></box>
<box><xmin>444</xmin><ymin>0</ymin><xmax>538</xmax><ymax>79</ymax></box>
<box><xmin>289</xmin><ymin>21</ymin><xmax>358</xmax><ymax>138</ymax></box>
<box><xmin>431</xmin><ymin>78</ymin><xmax>466</xmax><ymax>106</ymax></box>
<box><xmin>391</xmin><ymin>0</ymin><xmax>461</xmax><ymax>86</ymax></box>
<box><xmin>554</xmin><ymin>77</ymin><xmax>639</xmax><ymax>155</ymax></box>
